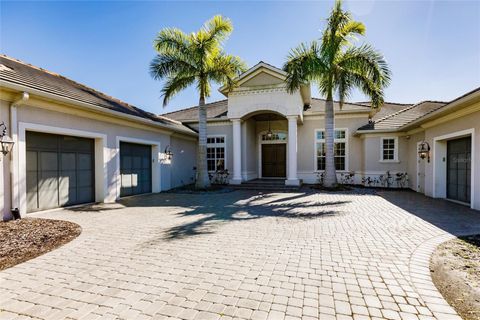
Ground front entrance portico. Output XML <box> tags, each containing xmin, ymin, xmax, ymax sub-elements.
<box><xmin>222</xmin><ymin>62</ymin><xmax>308</xmax><ymax>186</ymax></box>
<box><xmin>229</xmin><ymin>112</ymin><xmax>301</xmax><ymax>186</ymax></box>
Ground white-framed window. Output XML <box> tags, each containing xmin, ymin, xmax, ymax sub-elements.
<box><xmin>315</xmin><ymin>129</ymin><xmax>348</xmax><ymax>171</ymax></box>
<box><xmin>380</xmin><ymin>137</ymin><xmax>398</xmax><ymax>162</ymax></box>
<box><xmin>207</xmin><ymin>135</ymin><xmax>226</xmax><ymax>172</ymax></box>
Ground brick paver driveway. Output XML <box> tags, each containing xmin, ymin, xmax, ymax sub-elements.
<box><xmin>1</xmin><ymin>189</ymin><xmax>479</xmax><ymax>320</ymax></box>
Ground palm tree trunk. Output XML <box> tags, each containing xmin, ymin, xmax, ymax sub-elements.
<box><xmin>323</xmin><ymin>96</ymin><xmax>337</xmax><ymax>187</ymax></box>
<box><xmin>195</xmin><ymin>94</ymin><xmax>211</xmax><ymax>189</ymax></box>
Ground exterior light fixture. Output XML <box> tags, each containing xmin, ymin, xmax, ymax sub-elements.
<box><xmin>266</xmin><ymin>116</ymin><xmax>273</xmax><ymax>139</ymax></box>
<box><xmin>164</xmin><ymin>145</ymin><xmax>173</xmax><ymax>161</ymax></box>
<box><xmin>0</xmin><ymin>122</ymin><xmax>14</xmax><ymax>157</ymax></box>
<box><xmin>418</xmin><ymin>141</ymin><xmax>430</xmax><ymax>163</ymax></box>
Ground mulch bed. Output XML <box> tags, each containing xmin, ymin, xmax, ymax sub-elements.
<box><xmin>0</xmin><ymin>218</ymin><xmax>81</xmax><ymax>271</ymax></box>
<box><xmin>431</xmin><ymin>234</ymin><xmax>480</xmax><ymax>320</ymax></box>
<box><xmin>168</xmin><ymin>184</ymin><xmax>234</xmax><ymax>194</ymax></box>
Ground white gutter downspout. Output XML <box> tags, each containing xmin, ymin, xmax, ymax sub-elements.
<box><xmin>10</xmin><ymin>92</ymin><xmax>29</xmax><ymax>218</ymax></box>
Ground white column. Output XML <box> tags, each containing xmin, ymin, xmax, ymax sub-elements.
<box><xmin>286</xmin><ymin>116</ymin><xmax>300</xmax><ymax>186</ymax></box>
<box><xmin>230</xmin><ymin>119</ymin><xmax>242</xmax><ymax>184</ymax></box>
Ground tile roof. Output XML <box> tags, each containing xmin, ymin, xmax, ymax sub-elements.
<box><xmin>162</xmin><ymin>100</ymin><xmax>229</xmax><ymax>121</ymax></box>
<box><xmin>358</xmin><ymin>101</ymin><xmax>414</xmax><ymax>121</ymax></box>
<box><xmin>357</xmin><ymin>101</ymin><xmax>447</xmax><ymax>131</ymax></box>
<box><xmin>0</xmin><ymin>55</ymin><xmax>196</xmax><ymax>135</ymax></box>
<box><xmin>306</xmin><ymin>98</ymin><xmax>372</xmax><ymax>113</ymax></box>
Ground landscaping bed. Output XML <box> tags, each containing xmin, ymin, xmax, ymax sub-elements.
<box><xmin>431</xmin><ymin>234</ymin><xmax>480</xmax><ymax>320</ymax></box>
<box><xmin>0</xmin><ymin>218</ymin><xmax>81</xmax><ymax>271</ymax></box>
<box><xmin>168</xmin><ymin>183</ymin><xmax>234</xmax><ymax>194</ymax></box>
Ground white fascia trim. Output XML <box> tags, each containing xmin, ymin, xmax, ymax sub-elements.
<box><xmin>18</xmin><ymin>122</ymin><xmax>109</xmax><ymax>215</ymax></box>
<box><xmin>354</xmin><ymin>129</ymin><xmax>402</xmax><ymax>136</ymax></box>
<box><xmin>115</xmin><ymin>136</ymin><xmax>161</xmax><ymax>198</ymax></box>
<box><xmin>1</xmin><ymin>80</ymin><xmax>197</xmax><ymax>137</ymax></box>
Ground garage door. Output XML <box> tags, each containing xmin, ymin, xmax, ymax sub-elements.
<box><xmin>447</xmin><ymin>137</ymin><xmax>471</xmax><ymax>204</ymax></box>
<box><xmin>26</xmin><ymin>132</ymin><xmax>95</xmax><ymax>212</ymax></box>
<box><xmin>120</xmin><ymin>142</ymin><xmax>152</xmax><ymax>197</ymax></box>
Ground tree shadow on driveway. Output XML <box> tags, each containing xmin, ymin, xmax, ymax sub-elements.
<box><xmin>118</xmin><ymin>190</ymin><xmax>351</xmax><ymax>240</ymax></box>
<box><xmin>377</xmin><ymin>189</ymin><xmax>480</xmax><ymax>236</ymax></box>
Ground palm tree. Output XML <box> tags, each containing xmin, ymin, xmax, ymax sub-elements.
<box><xmin>150</xmin><ymin>15</ymin><xmax>246</xmax><ymax>189</ymax></box>
<box><xmin>283</xmin><ymin>0</ymin><xmax>391</xmax><ymax>188</ymax></box>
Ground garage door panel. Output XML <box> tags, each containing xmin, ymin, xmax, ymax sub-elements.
<box><xmin>120</xmin><ymin>142</ymin><xmax>152</xmax><ymax>197</ymax></box>
<box><xmin>26</xmin><ymin>151</ymin><xmax>38</xmax><ymax>212</ymax></box>
<box><xmin>40</xmin><ymin>152</ymin><xmax>58</xmax><ymax>171</ymax></box>
<box><xmin>78</xmin><ymin>153</ymin><xmax>93</xmax><ymax>170</ymax></box>
<box><xmin>59</xmin><ymin>186</ymin><xmax>77</xmax><ymax>207</ymax></box>
<box><xmin>26</xmin><ymin>132</ymin><xmax>94</xmax><ymax>212</ymax></box>
<box><xmin>78</xmin><ymin>171</ymin><xmax>93</xmax><ymax>187</ymax></box>
<box><xmin>77</xmin><ymin>187</ymin><xmax>94</xmax><ymax>203</ymax></box>
<box><xmin>447</xmin><ymin>137</ymin><xmax>471</xmax><ymax>204</ymax></box>
<box><xmin>61</xmin><ymin>153</ymin><xmax>76</xmax><ymax>170</ymax></box>
<box><xmin>38</xmin><ymin>172</ymin><xmax>59</xmax><ymax>210</ymax></box>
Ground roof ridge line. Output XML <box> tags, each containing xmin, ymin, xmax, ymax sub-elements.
<box><xmin>311</xmin><ymin>97</ymin><xmax>371</xmax><ymax>108</ymax></box>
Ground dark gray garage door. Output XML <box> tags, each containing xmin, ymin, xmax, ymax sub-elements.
<box><xmin>26</xmin><ymin>132</ymin><xmax>95</xmax><ymax>212</ymax></box>
<box><xmin>120</xmin><ymin>142</ymin><xmax>152</xmax><ymax>197</ymax></box>
<box><xmin>447</xmin><ymin>137</ymin><xmax>471</xmax><ymax>204</ymax></box>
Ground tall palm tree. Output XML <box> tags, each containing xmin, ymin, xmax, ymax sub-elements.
<box><xmin>150</xmin><ymin>15</ymin><xmax>246</xmax><ymax>189</ymax></box>
<box><xmin>283</xmin><ymin>0</ymin><xmax>391</xmax><ymax>188</ymax></box>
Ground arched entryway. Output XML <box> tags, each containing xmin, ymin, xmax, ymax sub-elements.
<box><xmin>229</xmin><ymin>110</ymin><xmax>300</xmax><ymax>186</ymax></box>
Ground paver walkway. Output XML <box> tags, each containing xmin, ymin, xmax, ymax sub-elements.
<box><xmin>1</xmin><ymin>189</ymin><xmax>479</xmax><ymax>320</ymax></box>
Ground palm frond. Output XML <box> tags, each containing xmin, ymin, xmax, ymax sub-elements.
<box><xmin>199</xmin><ymin>15</ymin><xmax>233</xmax><ymax>54</ymax></box>
<box><xmin>161</xmin><ymin>75</ymin><xmax>196</xmax><ymax>107</ymax></box>
<box><xmin>338</xmin><ymin>44</ymin><xmax>391</xmax><ymax>87</ymax></box>
<box><xmin>283</xmin><ymin>41</ymin><xmax>325</xmax><ymax>93</ymax></box>
<box><xmin>153</xmin><ymin>28</ymin><xmax>191</xmax><ymax>56</ymax></box>
<box><xmin>149</xmin><ymin>54</ymin><xmax>197</xmax><ymax>80</ymax></box>
<box><xmin>206</xmin><ymin>53</ymin><xmax>247</xmax><ymax>91</ymax></box>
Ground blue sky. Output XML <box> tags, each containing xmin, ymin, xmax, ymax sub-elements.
<box><xmin>1</xmin><ymin>1</ymin><xmax>479</xmax><ymax>114</ymax></box>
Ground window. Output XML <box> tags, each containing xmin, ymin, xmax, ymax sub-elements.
<box><xmin>381</xmin><ymin>137</ymin><xmax>397</xmax><ymax>161</ymax></box>
<box><xmin>315</xmin><ymin>129</ymin><xmax>347</xmax><ymax>171</ymax></box>
<box><xmin>261</xmin><ymin>132</ymin><xmax>287</xmax><ymax>141</ymax></box>
<box><xmin>207</xmin><ymin>136</ymin><xmax>226</xmax><ymax>172</ymax></box>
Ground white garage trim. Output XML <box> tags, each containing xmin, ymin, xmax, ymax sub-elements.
<box><xmin>18</xmin><ymin>122</ymin><xmax>109</xmax><ymax>215</ymax></box>
<box><xmin>115</xmin><ymin>136</ymin><xmax>161</xmax><ymax>199</ymax></box>
<box><xmin>432</xmin><ymin>128</ymin><xmax>475</xmax><ymax>209</ymax></box>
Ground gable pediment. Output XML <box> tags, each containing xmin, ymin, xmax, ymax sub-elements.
<box><xmin>238</xmin><ymin>69</ymin><xmax>285</xmax><ymax>88</ymax></box>
<box><xmin>219</xmin><ymin>62</ymin><xmax>287</xmax><ymax>96</ymax></box>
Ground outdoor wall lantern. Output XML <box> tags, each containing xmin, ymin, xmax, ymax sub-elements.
<box><xmin>266</xmin><ymin>117</ymin><xmax>273</xmax><ymax>139</ymax></box>
<box><xmin>0</xmin><ymin>122</ymin><xmax>14</xmax><ymax>157</ymax></box>
<box><xmin>418</xmin><ymin>141</ymin><xmax>430</xmax><ymax>163</ymax></box>
<box><xmin>164</xmin><ymin>145</ymin><xmax>173</xmax><ymax>161</ymax></box>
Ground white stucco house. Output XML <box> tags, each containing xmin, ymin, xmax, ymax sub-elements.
<box><xmin>0</xmin><ymin>55</ymin><xmax>198</xmax><ymax>220</ymax></box>
<box><xmin>164</xmin><ymin>62</ymin><xmax>480</xmax><ymax>211</ymax></box>
<box><xmin>0</xmin><ymin>56</ymin><xmax>479</xmax><ymax>220</ymax></box>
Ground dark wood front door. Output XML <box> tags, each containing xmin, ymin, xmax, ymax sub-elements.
<box><xmin>447</xmin><ymin>137</ymin><xmax>471</xmax><ymax>203</ymax></box>
<box><xmin>262</xmin><ymin>144</ymin><xmax>286</xmax><ymax>178</ymax></box>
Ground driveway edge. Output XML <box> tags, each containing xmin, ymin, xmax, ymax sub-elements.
<box><xmin>409</xmin><ymin>233</ymin><xmax>462</xmax><ymax>320</ymax></box>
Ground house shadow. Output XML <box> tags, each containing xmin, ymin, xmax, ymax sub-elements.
<box><xmin>376</xmin><ymin>189</ymin><xmax>480</xmax><ymax>237</ymax></box>
<box><xmin>118</xmin><ymin>190</ymin><xmax>351</xmax><ymax>241</ymax></box>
